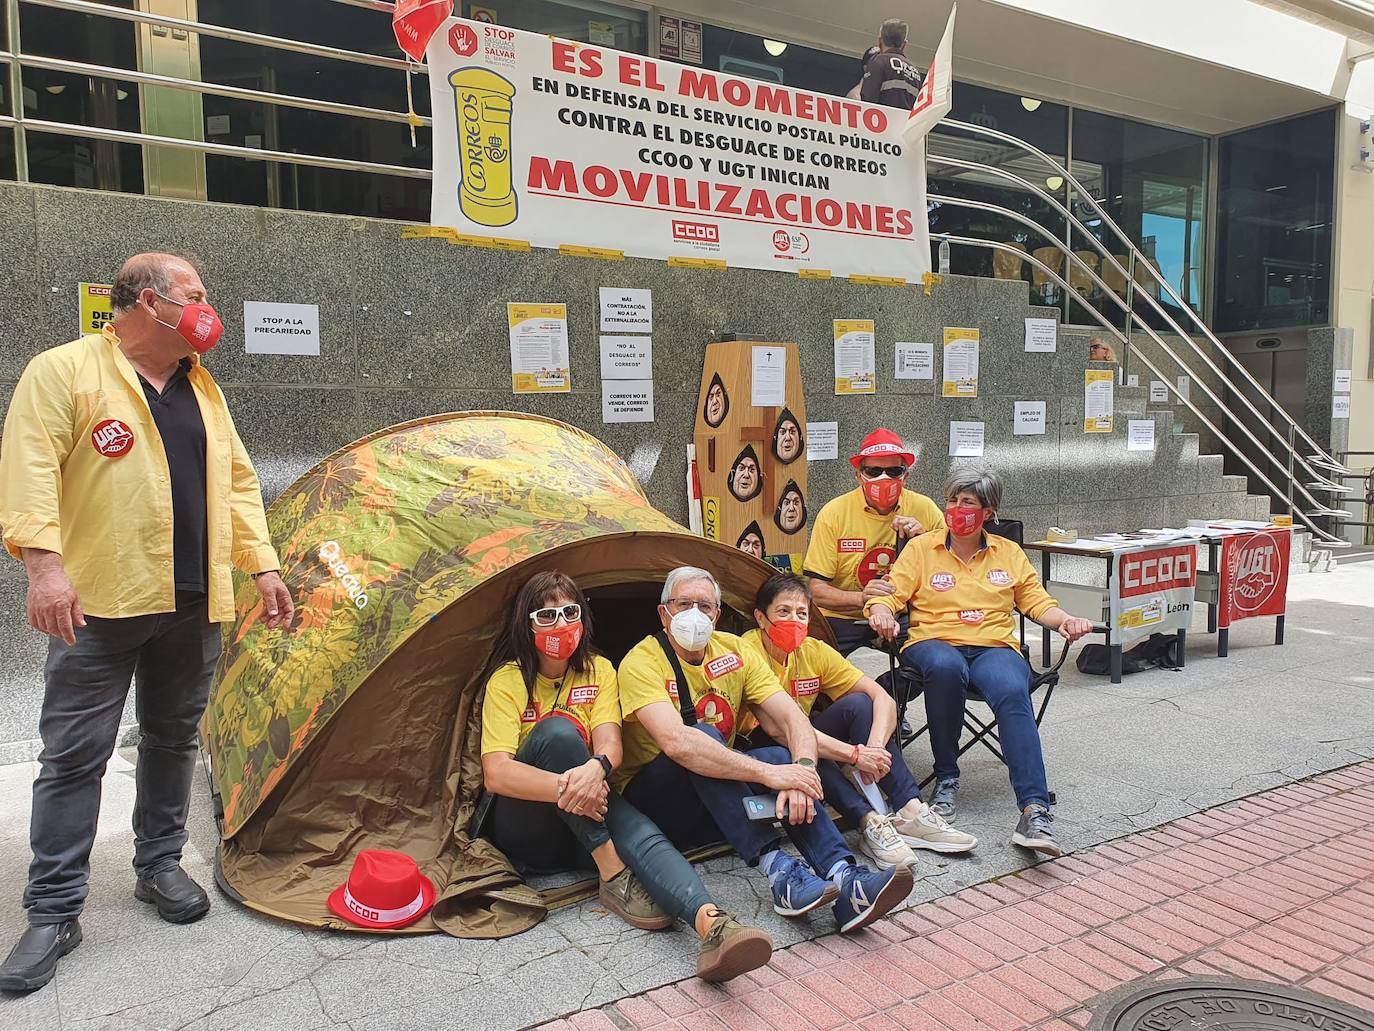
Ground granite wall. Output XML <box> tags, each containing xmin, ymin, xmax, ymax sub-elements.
<box><xmin>0</xmin><ymin>181</ymin><xmax>1273</xmax><ymax>747</ymax></box>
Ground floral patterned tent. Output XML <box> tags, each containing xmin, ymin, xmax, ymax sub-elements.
<box><xmin>206</xmin><ymin>412</ymin><xmax>778</xmax><ymax>937</ymax></box>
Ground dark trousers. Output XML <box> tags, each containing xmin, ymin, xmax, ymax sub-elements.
<box><xmin>901</xmin><ymin>639</ymin><xmax>1050</xmax><ymax>810</ymax></box>
<box><xmin>811</xmin><ymin>693</ymin><xmax>922</xmax><ymax>825</ymax></box>
<box><xmin>623</xmin><ymin>725</ymin><xmax>852</xmax><ymax>877</ymax></box>
<box><xmin>491</xmin><ymin>719</ymin><xmax>713</xmax><ymax>923</ymax></box>
<box><xmin>826</xmin><ymin>615</ymin><xmax>909</xmax><ymax>658</ymax></box>
<box><xmin>24</xmin><ymin>594</ymin><xmax>221</xmax><ymax>925</ymax></box>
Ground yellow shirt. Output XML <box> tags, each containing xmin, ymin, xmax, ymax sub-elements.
<box><xmin>738</xmin><ymin>629</ymin><xmax>864</xmax><ymax>735</ymax></box>
<box><xmin>804</xmin><ymin>488</ymin><xmax>946</xmax><ymax>618</ymax></box>
<box><xmin>480</xmin><ymin>655</ymin><xmax>621</xmax><ymax>756</ymax></box>
<box><xmin>865</xmin><ymin>530</ymin><xmax>1059</xmax><ymax>650</ymax></box>
<box><xmin>614</xmin><ymin>631</ymin><xmax>784</xmax><ymax>790</ymax></box>
<box><xmin>0</xmin><ymin>329</ymin><xmax>279</xmax><ymax>623</ymax></box>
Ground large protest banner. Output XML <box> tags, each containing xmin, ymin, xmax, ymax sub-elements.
<box><xmin>426</xmin><ymin>18</ymin><xmax>935</xmax><ymax>279</ymax></box>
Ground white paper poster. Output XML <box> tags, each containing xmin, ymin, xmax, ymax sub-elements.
<box><xmin>1333</xmin><ymin>395</ymin><xmax>1351</xmax><ymax>419</ymax></box>
<box><xmin>1024</xmin><ymin>318</ymin><xmax>1057</xmax><ymax>353</ymax></box>
<box><xmin>1150</xmin><ymin>380</ymin><xmax>1169</xmax><ymax>403</ymax></box>
<box><xmin>1127</xmin><ymin>419</ymin><xmax>1156</xmax><ymax>452</ymax></box>
<box><xmin>599</xmin><ymin>335</ymin><xmax>651</xmax><ymax>380</ymax></box>
<box><xmin>602</xmin><ymin>379</ymin><xmax>655</xmax><ymax>422</ymax></box>
<box><xmin>894</xmin><ymin>342</ymin><xmax>934</xmax><ymax>380</ymax></box>
<box><xmin>834</xmin><ymin>320</ymin><xmax>877</xmax><ymax>394</ymax></box>
<box><xmin>751</xmin><ymin>345</ymin><xmax>787</xmax><ymax>407</ymax></box>
<box><xmin>1127</xmin><ymin>375</ymin><xmax>1139</xmax><ymax>387</ymax></box>
<box><xmin>1014</xmin><ymin>401</ymin><xmax>1046</xmax><ymax>436</ymax></box>
<box><xmin>243</xmin><ymin>301</ymin><xmax>321</xmax><ymax>356</ymax></box>
<box><xmin>942</xmin><ymin>328</ymin><xmax>979</xmax><ymax>397</ymax></box>
<box><xmin>806</xmin><ymin>421</ymin><xmax>839</xmax><ymax>461</ymax></box>
<box><xmin>1084</xmin><ymin>369</ymin><xmax>1114</xmax><ymax>432</ymax></box>
<box><xmin>599</xmin><ymin>288</ymin><xmax>652</xmax><ymax>333</ymax></box>
<box><xmin>949</xmin><ymin>421</ymin><xmax>985</xmax><ymax>457</ymax></box>
<box><xmin>1177</xmin><ymin>375</ymin><xmax>1191</xmax><ymax>401</ymax></box>
<box><xmin>1334</xmin><ymin>369</ymin><xmax>1352</xmax><ymax>394</ymax></box>
<box><xmin>508</xmin><ymin>302</ymin><xmax>570</xmax><ymax>393</ymax></box>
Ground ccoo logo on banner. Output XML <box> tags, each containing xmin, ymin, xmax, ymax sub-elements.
<box><xmin>1112</xmin><ymin>543</ymin><xmax>1197</xmax><ymax>645</ymax></box>
<box><xmin>1218</xmin><ymin>529</ymin><xmax>1290</xmax><ymax>628</ymax></box>
<box><xmin>425</xmin><ymin>16</ymin><xmax>944</xmax><ymax>279</ymax></box>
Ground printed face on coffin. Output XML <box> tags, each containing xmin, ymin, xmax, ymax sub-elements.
<box><xmin>703</xmin><ymin>374</ymin><xmax>729</xmax><ymax>428</ymax></box>
<box><xmin>728</xmin><ymin>445</ymin><xmax>763</xmax><ymax>502</ymax></box>
<box><xmin>736</xmin><ymin>521</ymin><xmax>765</xmax><ymax>559</ymax></box>
<box><xmin>772</xmin><ymin>407</ymin><xmax>804</xmax><ymax>465</ymax></box>
<box><xmin>774</xmin><ymin>480</ymin><xmax>806</xmax><ymax>534</ymax></box>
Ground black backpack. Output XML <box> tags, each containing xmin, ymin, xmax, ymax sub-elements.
<box><xmin>1076</xmin><ymin>632</ymin><xmax>1182</xmax><ymax>676</ymax></box>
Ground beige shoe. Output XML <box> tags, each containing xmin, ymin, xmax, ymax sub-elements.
<box><xmin>859</xmin><ymin>811</ymin><xmax>919</xmax><ymax>870</ymax></box>
<box><xmin>696</xmin><ymin>910</ymin><xmax>773</xmax><ymax>983</ymax></box>
<box><xmin>893</xmin><ymin>799</ymin><xmax>978</xmax><ymax>853</ymax></box>
<box><xmin>599</xmin><ymin>868</ymin><xmax>674</xmax><ymax>930</ymax></box>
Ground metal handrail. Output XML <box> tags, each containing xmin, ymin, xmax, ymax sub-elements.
<box><xmin>949</xmin><ymin>234</ymin><xmax>1350</xmax><ymax>547</ymax></box>
<box><xmin>928</xmin><ymin>149</ymin><xmax>1347</xmax><ymax>497</ymax></box>
<box><xmin>933</xmin><ymin>193</ymin><xmax>1344</xmax><ymax>535</ymax></box>
<box><xmin>19</xmin><ymin>55</ymin><xmax>432</xmax><ymax>127</ymax></box>
<box><xmin>23</xmin><ymin>119</ymin><xmax>432</xmax><ymax>179</ymax></box>
<box><xmin>938</xmin><ymin>117</ymin><xmax>1347</xmax><ymax>478</ymax></box>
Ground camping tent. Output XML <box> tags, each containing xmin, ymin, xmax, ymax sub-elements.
<box><xmin>206</xmin><ymin>412</ymin><xmax>786</xmax><ymax>937</ymax></box>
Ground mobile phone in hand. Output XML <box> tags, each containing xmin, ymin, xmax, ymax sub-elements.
<box><xmin>743</xmin><ymin>793</ymin><xmax>779</xmax><ymax>821</ymax></box>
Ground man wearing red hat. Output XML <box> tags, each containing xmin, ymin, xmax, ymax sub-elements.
<box><xmin>803</xmin><ymin>429</ymin><xmax>944</xmax><ymax>657</ymax></box>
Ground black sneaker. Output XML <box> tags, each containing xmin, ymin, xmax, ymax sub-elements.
<box><xmin>1012</xmin><ymin>804</ymin><xmax>1062</xmax><ymax>858</ymax></box>
<box><xmin>0</xmin><ymin>920</ymin><xmax>82</xmax><ymax>993</ymax></box>
<box><xmin>928</xmin><ymin>777</ymin><xmax>959</xmax><ymax>822</ymax></box>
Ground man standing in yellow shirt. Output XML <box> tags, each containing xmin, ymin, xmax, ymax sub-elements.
<box><xmin>804</xmin><ymin>429</ymin><xmax>945</xmax><ymax>656</ymax></box>
<box><xmin>0</xmin><ymin>253</ymin><xmax>291</xmax><ymax>992</ymax></box>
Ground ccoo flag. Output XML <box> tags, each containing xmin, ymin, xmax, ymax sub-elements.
<box><xmin>393</xmin><ymin>0</ymin><xmax>452</xmax><ymax>63</ymax></box>
<box><xmin>902</xmin><ymin>4</ymin><xmax>956</xmax><ymax>145</ymax></box>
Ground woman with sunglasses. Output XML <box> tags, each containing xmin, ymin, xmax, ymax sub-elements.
<box><xmin>801</xmin><ymin>429</ymin><xmax>945</xmax><ymax>656</ymax></box>
<box><xmin>481</xmin><ymin>571</ymin><xmax>773</xmax><ymax>982</ymax></box>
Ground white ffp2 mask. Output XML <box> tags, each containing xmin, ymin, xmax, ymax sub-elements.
<box><xmin>669</xmin><ymin>606</ymin><xmax>714</xmax><ymax>651</ymax></box>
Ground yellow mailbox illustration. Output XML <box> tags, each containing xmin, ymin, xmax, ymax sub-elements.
<box><xmin>449</xmin><ymin>68</ymin><xmax>518</xmax><ymax>227</ymax></box>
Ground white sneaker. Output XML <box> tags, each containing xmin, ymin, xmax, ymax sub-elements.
<box><xmin>892</xmin><ymin>800</ymin><xmax>978</xmax><ymax>854</ymax></box>
<box><xmin>859</xmin><ymin>812</ymin><xmax>918</xmax><ymax>870</ymax></box>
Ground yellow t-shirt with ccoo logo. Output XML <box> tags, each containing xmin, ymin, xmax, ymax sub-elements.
<box><xmin>481</xmin><ymin>655</ymin><xmax>621</xmax><ymax>756</ymax></box>
<box><xmin>614</xmin><ymin>632</ymin><xmax>784</xmax><ymax>791</ymax></box>
<box><xmin>737</xmin><ymin>629</ymin><xmax>865</xmax><ymax>736</ymax></box>
<box><xmin>803</xmin><ymin>487</ymin><xmax>946</xmax><ymax>618</ymax></box>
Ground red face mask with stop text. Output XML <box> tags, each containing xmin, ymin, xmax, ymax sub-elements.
<box><xmin>534</xmin><ymin>620</ymin><xmax>583</xmax><ymax>660</ymax></box>
<box><xmin>862</xmin><ymin>476</ymin><xmax>903</xmax><ymax>511</ymax></box>
<box><xmin>945</xmin><ymin>506</ymin><xmax>986</xmax><ymax>538</ymax></box>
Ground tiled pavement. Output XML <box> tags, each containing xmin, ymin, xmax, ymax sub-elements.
<box><xmin>543</xmin><ymin>761</ymin><xmax>1374</xmax><ymax>1030</ymax></box>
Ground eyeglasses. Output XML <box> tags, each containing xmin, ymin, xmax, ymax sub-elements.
<box><xmin>665</xmin><ymin>598</ymin><xmax>718</xmax><ymax>615</ymax></box>
<box><xmin>860</xmin><ymin>465</ymin><xmax>908</xmax><ymax>479</ymax></box>
<box><xmin>529</xmin><ymin>603</ymin><xmax>581</xmax><ymax>627</ymax></box>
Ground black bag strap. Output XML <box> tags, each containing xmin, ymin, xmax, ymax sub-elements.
<box><xmin>655</xmin><ymin>631</ymin><xmax>698</xmax><ymax>726</ymax></box>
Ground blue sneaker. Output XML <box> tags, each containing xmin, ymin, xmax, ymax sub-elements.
<box><xmin>768</xmin><ymin>856</ymin><xmax>839</xmax><ymax>917</ymax></box>
<box><xmin>833</xmin><ymin>862</ymin><xmax>914</xmax><ymax>934</ymax></box>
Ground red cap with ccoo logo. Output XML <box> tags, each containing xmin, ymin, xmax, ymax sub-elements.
<box><xmin>850</xmin><ymin>428</ymin><xmax>916</xmax><ymax>468</ymax></box>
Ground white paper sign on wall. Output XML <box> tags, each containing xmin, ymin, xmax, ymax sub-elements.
<box><xmin>243</xmin><ymin>301</ymin><xmax>320</xmax><ymax>356</ymax></box>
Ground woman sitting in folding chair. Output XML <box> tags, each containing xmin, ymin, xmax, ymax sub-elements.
<box><xmin>739</xmin><ymin>574</ymin><xmax>976</xmax><ymax>871</ymax></box>
<box><xmin>866</xmin><ymin>467</ymin><xmax>1095</xmax><ymax>859</ymax></box>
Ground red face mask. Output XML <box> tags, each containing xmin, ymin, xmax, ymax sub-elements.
<box><xmin>765</xmin><ymin>618</ymin><xmax>809</xmax><ymax>654</ymax></box>
<box><xmin>862</xmin><ymin>476</ymin><xmax>903</xmax><ymax>511</ymax></box>
<box><xmin>534</xmin><ymin>620</ymin><xmax>583</xmax><ymax>660</ymax></box>
<box><xmin>155</xmin><ymin>293</ymin><xmax>224</xmax><ymax>354</ymax></box>
<box><xmin>946</xmin><ymin>506</ymin><xmax>986</xmax><ymax>538</ymax></box>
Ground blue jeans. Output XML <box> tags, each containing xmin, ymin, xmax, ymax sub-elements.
<box><xmin>491</xmin><ymin>719</ymin><xmax>713</xmax><ymax>923</ymax></box>
<box><xmin>623</xmin><ymin>725</ymin><xmax>852</xmax><ymax>877</ymax></box>
<box><xmin>901</xmin><ymin>640</ymin><xmax>1050</xmax><ymax>811</ymax></box>
<box><xmin>810</xmin><ymin>693</ymin><xmax>922</xmax><ymax>825</ymax></box>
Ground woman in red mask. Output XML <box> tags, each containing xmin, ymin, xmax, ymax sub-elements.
<box><xmin>865</xmin><ymin>468</ymin><xmax>1094</xmax><ymax>860</ymax></box>
<box><xmin>739</xmin><ymin>574</ymin><xmax>976</xmax><ymax>872</ymax></box>
<box><xmin>480</xmin><ymin>571</ymin><xmax>772</xmax><ymax>982</ymax></box>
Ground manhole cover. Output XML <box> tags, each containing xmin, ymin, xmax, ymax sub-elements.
<box><xmin>1091</xmin><ymin>978</ymin><xmax>1374</xmax><ymax>1031</ymax></box>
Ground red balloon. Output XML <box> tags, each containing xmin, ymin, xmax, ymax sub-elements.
<box><xmin>393</xmin><ymin>0</ymin><xmax>452</xmax><ymax>63</ymax></box>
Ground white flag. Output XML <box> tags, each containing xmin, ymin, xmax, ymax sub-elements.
<box><xmin>902</xmin><ymin>4</ymin><xmax>956</xmax><ymax>145</ymax></box>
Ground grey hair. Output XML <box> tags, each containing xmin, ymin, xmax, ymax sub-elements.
<box><xmin>880</xmin><ymin>18</ymin><xmax>908</xmax><ymax>49</ymax></box>
<box><xmin>661</xmin><ymin>566</ymin><xmax>722</xmax><ymax>606</ymax></box>
<box><xmin>944</xmin><ymin>466</ymin><xmax>1003</xmax><ymax>513</ymax></box>
<box><xmin>110</xmin><ymin>252</ymin><xmax>202</xmax><ymax>313</ymax></box>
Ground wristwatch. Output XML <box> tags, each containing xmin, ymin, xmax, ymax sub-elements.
<box><xmin>593</xmin><ymin>754</ymin><xmax>614</xmax><ymax>778</ymax></box>
<box><xmin>796</xmin><ymin>757</ymin><xmax>817</xmax><ymax>769</ymax></box>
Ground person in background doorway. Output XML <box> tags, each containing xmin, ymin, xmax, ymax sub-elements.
<box><xmin>866</xmin><ymin>467</ymin><xmax>1095</xmax><ymax>859</ymax></box>
<box><xmin>1088</xmin><ymin>338</ymin><xmax>1118</xmax><ymax>362</ymax></box>
<box><xmin>0</xmin><ymin>252</ymin><xmax>292</xmax><ymax>993</ymax></box>
<box><xmin>804</xmin><ymin>429</ymin><xmax>944</xmax><ymax>657</ymax></box>
<box><xmin>860</xmin><ymin>20</ymin><xmax>924</xmax><ymax>111</ymax></box>
<box><xmin>480</xmin><ymin>570</ymin><xmax>772</xmax><ymax>983</ymax></box>
<box><xmin>847</xmin><ymin>46</ymin><xmax>881</xmax><ymax>100</ymax></box>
